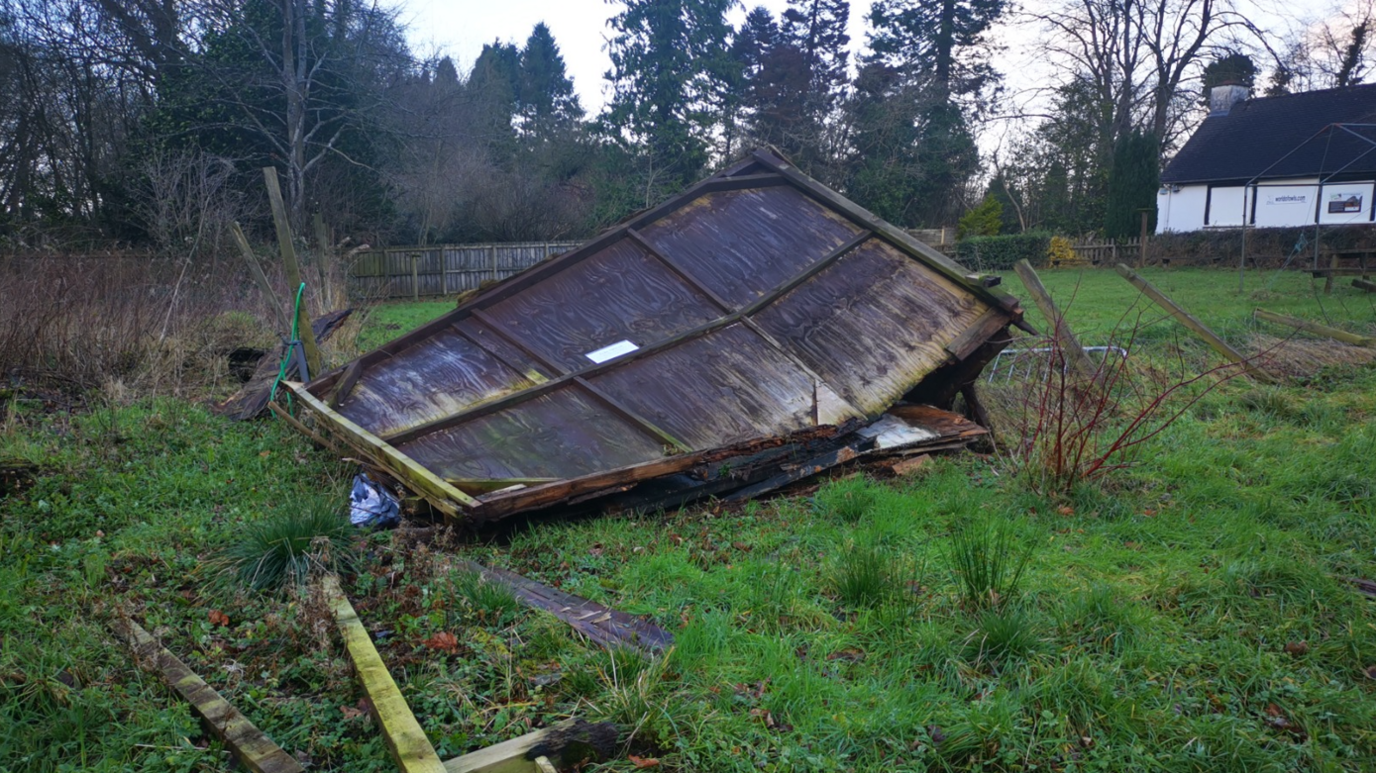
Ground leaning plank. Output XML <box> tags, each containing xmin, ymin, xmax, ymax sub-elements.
<box><xmin>459</xmin><ymin>561</ymin><xmax>673</xmax><ymax>653</ymax></box>
<box><xmin>284</xmin><ymin>381</ymin><xmax>478</xmax><ymax>515</ymax></box>
<box><xmin>1013</xmin><ymin>260</ymin><xmax>1100</xmax><ymax>382</ymax></box>
<box><xmin>1253</xmin><ymin>309</ymin><xmax>1375</xmax><ymax>347</ymax></box>
<box><xmin>322</xmin><ymin>575</ymin><xmax>447</xmax><ymax>773</ymax></box>
<box><xmin>1115</xmin><ymin>264</ymin><xmax>1275</xmax><ymax>383</ymax></box>
<box><xmin>263</xmin><ymin>167</ymin><xmax>321</xmax><ymax>375</ymax></box>
<box><xmin>443</xmin><ymin>719</ymin><xmax>618</xmax><ymax>773</ymax></box>
<box><xmin>1354</xmin><ymin>278</ymin><xmax>1376</xmax><ymax>293</ymax></box>
<box><xmin>115</xmin><ymin>617</ymin><xmax>304</xmax><ymax>773</ymax></box>
<box><xmin>443</xmin><ymin>724</ymin><xmax>563</xmax><ymax>773</ymax></box>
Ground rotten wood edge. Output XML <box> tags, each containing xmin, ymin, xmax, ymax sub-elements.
<box><xmin>322</xmin><ymin>575</ymin><xmax>447</xmax><ymax>773</ymax></box>
<box><xmin>282</xmin><ymin>382</ymin><xmax>477</xmax><ymax>515</ymax></box>
<box><xmin>1012</xmin><ymin>260</ymin><xmax>1100</xmax><ymax>382</ymax></box>
<box><xmin>114</xmin><ymin>616</ymin><xmax>305</xmax><ymax>773</ymax></box>
<box><xmin>1253</xmin><ymin>308</ymin><xmax>1375</xmax><ymax>348</ymax></box>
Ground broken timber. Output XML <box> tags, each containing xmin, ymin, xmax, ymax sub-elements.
<box><xmin>1013</xmin><ymin>260</ymin><xmax>1099</xmax><ymax>383</ymax></box>
<box><xmin>115</xmin><ymin>616</ymin><xmax>304</xmax><ymax>773</ymax></box>
<box><xmin>322</xmin><ymin>575</ymin><xmax>447</xmax><ymax>773</ymax></box>
<box><xmin>1253</xmin><ymin>309</ymin><xmax>1375</xmax><ymax>348</ymax></box>
<box><xmin>1115</xmin><ymin>264</ymin><xmax>1276</xmax><ymax>383</ymax></box>
<box><xmin>284</xmin><ymin>148</ymin><xmax>1024</xmax><ymax>522</ymax></box>
<box><xmin>460</xmin><ymin>561</ymin><xmax>673</xmax><ymax>653</ymax></box>
<box><xmin>1354</xmin><ymin>278</ymin><xmax>1376</xmax><ymax>293</ymax></box>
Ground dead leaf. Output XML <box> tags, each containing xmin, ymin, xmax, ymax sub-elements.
<box><xmin>1057</xmin><ymin>505</ymin><xmax>1074</xmax><ymax>516</ymax></box>
<box><xmin>1284</xmin><ymin>640</ymin><xmax>1309</xmax><ymax>657</ymax></box>
<box><xmin>258</xmin><ymin>450</ymin><xmax>271</xmax><ymax>458</ymax></box>
<box><xmin>341</xmin><ymin>705</ymin><xmax>363</xmax><ymax>720</ymax></box>
<box><xmin>731</xmin><ymin>541</ymin><xmax>751</xmax><ymax>552</ymax></box>
<box><xmin>424</xmin><ymin>631</ymin><xmax>459</xmax><ymax>653</ymax></box>
<box><xmin>207</xmin><ymin>610</ymin><xmax>229</xmax><ymax>627</ymax></box>
<box><xmin>629</xmin><ymin>755</ymin><xmax>660</xmax><ymax>768</ymax></box>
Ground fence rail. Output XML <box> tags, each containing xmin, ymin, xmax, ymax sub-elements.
<box><xmin>1063</xmin><ymin>237</ymin><xmax>1142</xmax><ymax>266</ymax></box>
<box><xmin>347</xmin><ymin>241</ymin><xmax>583</xmax><ymax>300</ymax></box>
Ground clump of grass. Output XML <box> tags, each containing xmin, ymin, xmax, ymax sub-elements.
<box><xmin>831</xmin><ymin>540</ymin><xmax>903</xmax><ymax>608</ymax></box>
<box><xmin>452</xmin><ymin>569</ymin><xmax>522</xmax><ymax>625</ymax></box>
<box><xmin>968</xmin><ymin>606</ymin><xmax>1042</xmax><ymax>665</ymax></box>
<box><xmin>220</xmin><ymin>500</ymin><xmax>353</xmax><ymax>592</ymax></box>
<box><xmin>814</xmin><ymin>476</ymin><xmax>877</xmax><ymax>523</ymax></box>
<box><xmin>946</xmin><ymin>518</ymin><xmax>1034</xmax><ymax>609</ymax></box>
<box><xmin>1058</xmin><ymin>584</ymin><xmax>1141</xmax><ymax>653</ymax></box>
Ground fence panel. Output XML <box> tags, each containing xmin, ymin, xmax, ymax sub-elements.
<box><xmin>347</xmin><ymin>241</ymin><xmax>582</xmax><ymax>300</ymax></box>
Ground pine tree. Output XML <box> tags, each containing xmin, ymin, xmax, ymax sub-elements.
<box><xmin>604</xmin><ymin>0</ymin><xmax>736</xmax><ymax>189</ymax></box>
<box><xmin>518</xmin><ymin>23</ymin><xmax>583</xmax><ymax>139</ymax></box>
<box><xmin>868</xmin><ymin>0</ymin><xmax>1005</xmax><ymax>101</ymax></box>
<box><xmin>1103</xmin><ymin>131</ymin><xmax>1159</xmax><ymax>239</ymax></box>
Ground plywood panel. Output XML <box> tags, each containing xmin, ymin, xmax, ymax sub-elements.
<box><xmin>752</xmin><ymin>240</ymin><xmax>985</xmax><ymax>415</ymax></box>
<box><xmin>337</xmin><ymin>328</ymin><xmax>539</xmax><ymax>437</ymax></box>
<box><xmin>588</xmin><ymin>324</ymin><xmax>861</xmax><ymax>450</ymax></box>
<box><xmin>480</xmin><ymin>238</ymin><xmax>722</xmax><ymax>372</ymax></box>
<box><xmin>637</xmin><ymin>186</ymin><xmax>865</xmax><ymax>308</ymax></box>
<box><xmin>397</xmin><ymin>386</ymin><xmax>668</xmax><ymax>480</ymax></box>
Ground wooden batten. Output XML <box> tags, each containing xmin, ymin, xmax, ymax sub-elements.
<box><xmin>116</xmin><ymin>617</ymin><xmax>305</xmax><ymax>773</ymax></box>
<box><xmin>323</xmin><ymin>575</ymin><xmax>447</xmax><ymax>773</ymax></box>
<box><xmin>1254</xmin><ymin>309</ymin><xmax>1375</xmax><ymax>347</ymax></box>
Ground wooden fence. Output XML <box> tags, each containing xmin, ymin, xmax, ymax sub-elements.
<box><xmin>347</xmin><ymin>241</ymin><xmax>583</xmax><ymax>300</ymax></box>
<box><xmin>1063</xmin><ymin>237</ymin><xmax>1143</xmax><ymax>266</ymax></box>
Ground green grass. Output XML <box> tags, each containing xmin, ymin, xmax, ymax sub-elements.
<box><xmin>3</xmin><ymin>268</ymin><xmax>1375</xmax><ymax>772</ymax></box>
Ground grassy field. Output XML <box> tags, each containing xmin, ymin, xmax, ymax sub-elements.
<box><xmin>2</xmin><ymin>267</ymin><xmax>1374</xmax><ymax>772</ymax></box>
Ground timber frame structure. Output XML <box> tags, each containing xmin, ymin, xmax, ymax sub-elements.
<box><xmin>283</xmin><ymin>149</ymin><xmax>1029</xmax><ymax>524</ymax></box>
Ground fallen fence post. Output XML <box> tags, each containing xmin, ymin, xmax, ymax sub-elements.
<box><xmin>1012</xmin><ymin>260</ymin><xmax>1099</xmax><ymax>383</ymax></box>
<box><xmin>442</xmin><ymin>719</ymin><xmax>617</xmax><ymax>773</ymax></box>
<box><xmin>1115</xmin><ymin>264</ymin><xmax>1275</xmax><ymax>382</ymax></box>
<box><xmin>1253</xmin><ymin>309</ymin><xmax>1375</xmax><ymax>348</ymax></box>
<box><xmin>1354</xmin><ymin>278</ymin><xmax>1376</xmax><ymax>293</ymax></box>
<box><xmin>230</xmin><ymin>221</ymin><xmax>292</xmax><ymax>335</ymax></box>
<box><xmin>115</xmin><ymin>616</ymin><xmax>305</xmax><ymax>773</ymax></box>
<box><xmin>322</xmin><ymin>575</ymin><xmax>447</xmax><ymax>773</ymax></box>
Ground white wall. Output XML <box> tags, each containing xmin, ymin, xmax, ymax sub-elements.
<box><xmin>1156</xmin><ymin>184</ymin><xmax>1207</xmax><ymax>233</ymax></box>
<box><xmin>1156</xmin><ymin>178</ymin><xmax>1376</xmax><ymax>232</ymax></box>
<box><xmin>1318</xmin><ymin>182</ymin><xmax>1375</xmax><ymax>225</ymax></box>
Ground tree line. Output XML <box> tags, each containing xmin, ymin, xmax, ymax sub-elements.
<box><xmin>1</xmin><ymin>0</ymin><xmax>1371</xmax><ymax>254</ymax></box>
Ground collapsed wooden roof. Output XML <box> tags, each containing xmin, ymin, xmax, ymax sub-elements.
<box><xmin>285</xmin><ymin>149</ymin><xmax>1027</xmax><ymax>524</ymax></box>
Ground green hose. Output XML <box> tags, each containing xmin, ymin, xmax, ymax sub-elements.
<box><xmin>269</xmin><ymin>282</ymin><xmax>307</xmax><ymax>411</ymax></box>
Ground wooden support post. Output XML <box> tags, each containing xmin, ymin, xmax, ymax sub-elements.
<box><xmin>442</xmin><ymin>722</ymin><xmax>578</xmax><ymax>773</ymax></box>
<box><xmin>116</xmin><ymin>617</ymin><xmax>305</xmax><ymax>773</ymax></box>
<box><xmin>230</xmin><ymin>221</ymin><xmax>292</xmax><ymax>335</ymax></box>
<box><xmin>1354</xmin><ymin>277</ymin><xmax>1376</xmax><ymax>293</ymax></box>
<box><xmin>283</xmin><ymin>381</ymin><xmax>478</xmax><ymax>515</ymax></box>
<box><xmin>1253</xmin><ymin>309</ymin><xmax>1375</xmax><ymax>347</ymax></box>
<box><xmin>1138</xmin><ymin>211</ymin><xmax>1149</xmax><ymax>268</ymax></box>
<box><xmin>263</xmin><ymin>167</ymin><xmax>322</xmax><ymax>377</ymax></box>
<box><xmin>412</xmin><ymin>254</ymin><xmax>420</xmax><ymax>301</ymax></box>
<box><xmin>1325</xmin><ymin>252</ymin><xmax>1338</xmax><ymax>295</ymax></box>
<box><xmin>323</xmin><ymin>575</ymin><xmax>447</xmax><ymax>773</ymax></box>
<box><xmin>1012</xmin><ymin>260</ymin><xmax>1099</xmax><ymax>383</ymax></box>
<box><xmin>1115</xmin><ymin>264</ymin><xmax>1275</xmax><ymax>382</ymax></box>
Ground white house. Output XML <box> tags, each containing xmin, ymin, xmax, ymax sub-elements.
<box><xmin>1156</xmin><ymin>83</ymin><xmax>1376</xmax><ymax>233</ymax></box>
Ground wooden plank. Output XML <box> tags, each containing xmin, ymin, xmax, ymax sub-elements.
<box><xmin>283</xmin><ymin>382</ymin><xmax>478</xmax><ymax>513</ymax></box>
<box><xmin>573</xmin><ymin>377</ymin><xmax>691</xmax><ymax>453</ymax></box>
<box><xmin>329</xmin><ymin>360</ymin><xmax>365</xmax><ymax>408</ymax></box>
<box><xmin>322</xmin><ymin>575</ymin><xmax>447</xmax><ymax>773</ymax></box>
<box><xmin>442</xmin><ymin>720</ymin><xmax>612</xmax><ymax>773</ymax></box>
<box><xmin>1354</xmin><ymin>278</ymin><xmax>1376</xmax><ymax>293</ymax></box>
<box><xmin>230</xmin><ymin>221</ymin><xmax>292</xmax><ymax>335</ymax></box>
<box><xmin>1114</xmin><ymin>264</ymin><xmax>1275</xmax><ymax>382</ymax></box>
<box><xmin>699</xmin><ymin>172</ymin><xmax>789</xmax><ymax>193</ymax></box>
<box><xmin>268</xmin><ymin>401</ymin><xmax>345</xmax><ymax>453</ymax></box>
<box><xmin>1253</xmin><ymin>309</ymin><xmax>1375</xmax><ymax>347</ymax></box>
<box><xmin>1012</xmin><ymin>260</ymin><xmax>1099</xmax><ymax>382</ymax></box>
<box><xmin>459</xmin><ymin>562</ymin><xmax>674</xmax><ymax>653</ymax></box>
<box><xmin>263</xmin><ymin>167</ymin><xmax>322</xmax><ymax>376</ymax></box>
<box><xmin>116</xmin><ymin>617</ymin><xmax>305</xmax><ymax>773</ymax></box>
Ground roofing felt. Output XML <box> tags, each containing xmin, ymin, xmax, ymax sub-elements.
<box><xmin>1162</xmin><ymin>83</ymin><xmax>1376</xmax><ymax>184</ymax></box>
<box><xmin>289</xmin><ymin>149</ymin><xmax>1025</xmax><ymax>523</ymax></box>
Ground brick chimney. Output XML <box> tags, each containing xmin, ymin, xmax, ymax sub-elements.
<box><xmin>1209</xmin><ymin>84</ymin><xmax>1250</xmax><ymax>116</ymax></box>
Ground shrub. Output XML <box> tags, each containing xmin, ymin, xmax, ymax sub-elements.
<box><xmin>955</xmin><ymin>232</ymin><xmax>1052</xmax><ymax>271</ymax></box>
<box><xmin>220</xmin><ymin>500</ymin><xmax>353</xmax><ymax>591</ymax></box>
<box><xmin>946</xmin><ymin>518</ymin><xmax>1034</xmax><ymax>609</ymax></box>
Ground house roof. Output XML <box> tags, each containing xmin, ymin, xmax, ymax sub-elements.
<box><xmin>289</xmin><ymin>148</ymin><xmax>1025</xmax><ymax>523</ymax></box>
<box><xmin>1162</xmin><ymin>84</ymin><xmax>1376</xmax><ymax>184</ymax></box>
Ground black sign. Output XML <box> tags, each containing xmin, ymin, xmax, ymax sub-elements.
<box><xmin>1328</xmin><ymin>195</ymin><xmax>1363</xmax><ymax>214</ymax></box>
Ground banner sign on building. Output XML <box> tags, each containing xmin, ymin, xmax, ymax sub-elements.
<box><xmin>1263</xmin><ymin>191</ymin><xmax>1309</xmax><ymax>206</ymax></box>
<box><xmin>1327</xmin><ymin>193</ymin><xmax>1364</xmax><ymax>214</ymax></box>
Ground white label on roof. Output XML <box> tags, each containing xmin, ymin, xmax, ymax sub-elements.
<box><xmin>585</xmin><ymin>340</ymin><xmax>638</xmax><ymax>363</ymax></box>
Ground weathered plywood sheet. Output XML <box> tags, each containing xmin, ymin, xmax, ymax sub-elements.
<box><xmin>751</xmin><ymin>239</ymin><xmax>983</xmax><ymax>414</ymax></box>
<box><xmin>338</xmin><ymin>328</ymin><xmax>540</xmax><ymax>437</ymax></box>
<box><xmin>481</xmin><ymin>238</ymin><xmax>721</xmax><ymax>372</ymax></box>
<box><xmin>588</xmin><ymin>323</ymin><xmax>861</xmax><ymax>450</ymax></box>
<box><xmin>637</xmin><ymin>186</ymin><xmax>865</xmax><ymax>308</ymax></box>
<box><xmin>397</xmin><ymin>386</ymin><xmax>668</xmax><ymax>480</ymax></box>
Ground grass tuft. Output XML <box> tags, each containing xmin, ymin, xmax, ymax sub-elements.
<box><xmin>452</xmin><ymin>569</ymin><xmax>522</xmax><ymax>626</ymax></box>
<box><xmin>814</xmin><ymin>476</ymin><xmax>878</xmax><ymax>523</ymax></box>
<box><xmin>219</xmin><ymin>500</ymin><xmax>353</xmax><ymax>592</ymax></box>
<box><xmin>969</xmin><ymin>606</ymin><xmax>1042</xmax><ymax>665</ymax></box>
<box><xmin>831</xmin><ymin>540</ymin><xmax>904</xmax><ymax>608</ymax></box>
<box><xmin>946</xmin><ymin>517</ymin><xmax>1035</xmax><ymax>609</ymax></box>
